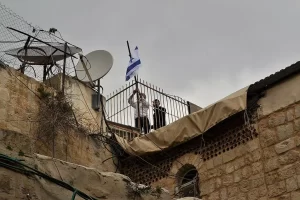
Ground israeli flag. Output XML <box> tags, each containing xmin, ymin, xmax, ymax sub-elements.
<box><xmin>125</xmin><ymin>46</ymin><xmax>141</xmax><ymax>81</ymax></box>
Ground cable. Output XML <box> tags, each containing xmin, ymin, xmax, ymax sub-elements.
<box><xmin>4</xmin><ymin>56</ymin><xmax>193</xmax><ymax>183</ymax></box>
<box><xmin>0</xmin><ymin>153</ymin><xmax>97</xmax><ymax>200</ymax></box>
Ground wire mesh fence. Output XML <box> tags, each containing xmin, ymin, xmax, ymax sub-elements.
<box><xmin>106</xmin><ymin>78</ymin><xmax>190</xmax><ymax>137</ymax></box>
<box><xmin>0</xmin><ymin>2</ymin><xmax>79</xmax><ymax>82</ymax></box>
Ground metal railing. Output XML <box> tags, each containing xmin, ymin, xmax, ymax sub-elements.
<box><xmin>106</xmin><ymin>78</ymin><xmax>190</xmax><ymax>137</ymax></box>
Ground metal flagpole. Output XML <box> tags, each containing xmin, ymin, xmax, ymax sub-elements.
<box><xmin>127</xmin><ymin>41</ymin><xmax>141</xmax><ymax>134</ymax></box>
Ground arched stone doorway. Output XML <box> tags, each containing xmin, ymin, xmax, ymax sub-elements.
<box><xmin>175</xmin><ymin>164</ymin><xmax>200</xmax><ymax>198</ymax></box>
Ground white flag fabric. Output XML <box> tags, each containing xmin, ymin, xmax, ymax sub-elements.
<box><xmin>125</xmin><ymin>46</ymin><xmax>141</xmax><ymax>81</ymax></box>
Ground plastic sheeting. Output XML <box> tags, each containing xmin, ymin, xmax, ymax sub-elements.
<box><xmin>115</xmin><ymin>86</ymin><xmax>249</xmax><ymax>156</ymax></box>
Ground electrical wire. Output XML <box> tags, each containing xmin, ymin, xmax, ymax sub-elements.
<box><xmin>0</xmin><ymin>153</ymin><xmax>96</xmax><ymax>200</ymax></box>
<box><xmin>3</xmin><ymin>52</ymin><xmax>194</xmax><ymax>183</ymax></box>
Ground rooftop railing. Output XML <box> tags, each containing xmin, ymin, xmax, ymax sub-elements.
<box><xmin>106</xmin><ymin>78</ymin><xmax>192</xmax><ymax>138</ymax></box>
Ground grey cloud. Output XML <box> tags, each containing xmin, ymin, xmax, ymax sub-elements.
<box><xmin>2</xmin><ymin>0</ymin><xmax>300</xmax><ymax>107</ymax></box>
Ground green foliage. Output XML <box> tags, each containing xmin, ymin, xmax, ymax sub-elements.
<box><xmin>6</xmin><ymin>145</ymin><xmax>12</xmax><ymax>151</ymax></box>
<box><xmin>18</xmin><ymin>150</ymin><xmax>25</xmax><ymax>156</ymax></box>
<box><xmin>37</xmin><ymin>85</ymin><xmax>52</xmax><ymax>99</ymax></box>
<box><xmin>155</xmin><ymin>186</ymin><xmax>162</xmax><ymax>195</ymax></box>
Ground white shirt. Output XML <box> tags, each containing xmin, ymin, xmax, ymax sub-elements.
<box><xmin>128</xmin><ymin>98</ymin><xmax>150</xmax><ymax>118</ymax></box>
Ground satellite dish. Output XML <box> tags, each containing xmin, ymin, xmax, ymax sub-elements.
<box><xmin>5</xmin><ymin>44</ymin><xmax>82</xmax><ymax>65</ymax></box>
<box><xmin>75</xmin><ymin>50</ymin><xmax>113</xmax><ymax>82</ymax></box>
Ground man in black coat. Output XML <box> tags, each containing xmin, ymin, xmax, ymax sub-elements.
<box><xmin>151</xmin><ymin>99</ymin><xmax>166</xmax><ymax>130</ymax></box>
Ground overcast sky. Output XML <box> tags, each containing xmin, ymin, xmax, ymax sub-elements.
<box><xmin>2</xmin><ymin>0</ymin><xmax>300</xmax><ymax>107</ymax></box>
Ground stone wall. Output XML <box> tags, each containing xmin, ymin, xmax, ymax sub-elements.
<box><xmin>151</xmin><ymin>74</ymin><xmax>300</xmax><ymax>200</ymax></box>
<box><xmin>0</xmin><ymin>67</ymin><xmax>115</xmax><ymax>172</ymax></box>
<box><xmin>46</xmin><ymin>74</ymin><xmax>106</xmax><ymax>133</ymax></box>
<box><xmin>0</xmin><ymin>152</ymin><xmax>171</xmax><ymax>200</ymax></box>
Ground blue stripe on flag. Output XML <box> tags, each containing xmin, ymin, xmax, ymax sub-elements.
<box><xmin>126</xmin><ymin>59</ymin><xmax>141</xmax><ymax>74</ymax></box>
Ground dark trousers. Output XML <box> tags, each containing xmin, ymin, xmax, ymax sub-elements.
<box><xmin>135</xmin><ymin>116</ymin><xmax>150</xmax><ymax>134</ymax></box>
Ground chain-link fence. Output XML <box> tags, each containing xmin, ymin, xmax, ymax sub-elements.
<box><xmin>0</xmin><ymin>2</ymin><xmax>80</xmax><ymax>82</ymax></box>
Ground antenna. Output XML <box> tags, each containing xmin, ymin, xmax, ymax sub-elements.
<box><xmin>5</xmin><ymin>45</ymin><xmax>81</xmax><ymax>65</ymax></box>
<box><xmin>75</xmin><ymin>50</ymin><xmax>113</xmax><ymax>83</ymax></box>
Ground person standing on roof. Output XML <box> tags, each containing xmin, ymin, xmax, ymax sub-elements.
<box><xmin>128</xmin><ymin>89</ymin><xmax>150</xmax><ymax>134</ymax></box>
<box><xmin>151</xmin><ymin>99</ymin><xmax>166</xmax><ymax>130</ymax></box>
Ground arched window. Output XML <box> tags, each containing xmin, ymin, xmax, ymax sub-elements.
<box><xmin>175</xmin><ymin>164</ymin><xmax>200</xmax><ymax>198</ymax></box>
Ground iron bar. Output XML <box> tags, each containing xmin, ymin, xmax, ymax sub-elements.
<box><xmin>126</xmin><ymin>84</ymin><xmax>129</xmax><ymax>126</ymax></box>
<box><xmin>7</xmin><ymin>27</ymin><xmax>77</xmax><ymax>58</ymax></box>
<box><xmin>138</xmin><ymin>81</ymin><xmax>187</xmax><ymax>105</ymax></box>
<box><xmin>62</xmin><ymin>42</ymin><xmax>67</xmax><ymax>95</ymax></box>
<box><xmin>106</xmin><ymin>78</ymin><xmax>189</xmax><ymax>139</ymax></box>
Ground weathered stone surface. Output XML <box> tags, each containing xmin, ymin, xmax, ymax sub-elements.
<box><xmin>234</xmin><ymin>144</ymin><xmax>247</xmax><ymax>157</ymax></box>
<box><xmin>0</xmin><ymin>88</ymin><xmax>10</xmax><ymax>102</ymax></box>
<box><xmin>295</xmin><ymin>104</ymin><xmax>300</xmax><ymax>118</ymax></box>
<box><xmin>233</xmin><ymin>169</ymin><xmax>242</xmax><ymax>183</ymax></box>
<box><xmin>287</xmin><ymin>108</ymin><xmax>295</xmax><ymax>121</ymax></box>
<box><xmin>295</xmin><ymin>162</ymin><xmax>300</xmax><ymax>175</ymax></box>
<box><xmin>279</xmin><ymin>194</ymin><xmax>291</xmax><ymax>200</ymax></box>
<box><xmin>248</xmin><ymin>188</ymin><xmax>259</xmax><ymax>200</ymax></box>
<box><xmin>201</xmin><ymin>179</ymin><xmax>215</xmax><ymax>195</ymax></box>
<box><xmin>258</xmin><ymin>185</ymin><xmax>267</xmax><ymax>197</ymax></box>
<box><xmin>220</xmin><ymin>188</ymin><xmax>227</xmax><ymax>200</ymax></box>
<box><xmin>223</xmin><ymin>174</ymin><xmax>234</xmax><ymax>186</ymax></box>
<box><xmin>279</xmin><ymin>150</ymin><xmax>300</xmax><ymax>165</ymax></box>
<box><xmin>0</xmin><ymin>154</ymin><xmax>171</xmax><ymax>200</ymax></box>
<box><xmin>277</xmin><ymin>123</ymin><xmax>294</xmax><ymax>141</ymax></box>
<box><xmin>286</xmin><ymin>177</ymin><xmax>298</xmax><ymax>192</ymax></box>
<box><xmin>206</xmin><ymin>159</ymin><xmax>214</xmax><ymax>170</ymax></box>
<box><xmin>223</xmin><ymin>150</ymin><xmax>236</xmax><ymax>163</ymax></box>
<box><xmin>240</xmin><ymin>180</ymin><xmax>251</xmax><ymax>193</ymax></box>
<box><xmin>198</xmin><ymin>162</ymin><xmax>207</xmax><ymax>173</ymax></box>
<box><xmin>295</xmin><ymin>118</ymin><xmax>300</xmax><ymax>132</ymax></box>
<box><xmin>208</xmin><ymin>191</ymin><xmax>220</xmax><ymax>200</ymax></box>
<box><xmin>291</xmin><ymin>190</ymin><xmax>300</xmax><ymax>200</ymax></box>
<box><xmin>278</xmin><ymin>164</ymin><xmax>296</xmax><ymax>180</ymax></box>
<box><xmin>260</xmin><ymin>129</ymin><xmax>278</xmax><ymax>148</ymax></box>
<box><xmin>264</xmin><ymin>157</ymin><xmax>279</xmax><ymax>172</ymax></box>
<box><xmin>225</xmin><ymin>162</ymin><xmax>235</xmax><ymax>174</ymax></box>
<box><xmin>252</xmin><ymin>149</ymin><xmax>262</xmax><ymax>162</ymax></box>
<box><xmin>200</xmin><ymin>171</ymin><xmax>209</xmax><ymax>182</ymax></box>
<box><xmin>258</xmin><ymin>197</ymin><xmax>268</xmax><ymax>200</ymax></box>
<box><xmin>246</xmin><ymin>138</ymin><xmax>259</xmax><ymax>152</ymax></box>
<box><xmin>233</xmin><ymin>157</ymin><xmax>245</xmax><ymax>170</ymax></box>
<box><xmin>252</xmin><ymin>161</ymin><xmax>263</xmax><ymax>174</ymax></box>
<box><xmin>263</xmin><ymin>146</ymin><xmax>277</xmax><ymax>159</ymax></box>
<box><xmin>237</xmin><ymin>192</ymin><xmax>247</xmax><ymax>200</ymax></box>
<box><xmin>216</xmin><ymin>178</ymin><xmax>222</xmax><ymax>189</ymax></box>
<box><xmin>269</xmin><ymin>112</ymin><xmax>286</xmax><ymax>127</ymax></box>
<box><xmin>241</xmin><ymin>165</ymin><xmax>252</xmax><ymax>179</ymax></box>
<box><xmin>228</xmin><ymin>185</ymin><xmax>239</xmax><ymax>197</ymax></box>
<box><xmin>251</xmin><ymin>173</ymin><xmax>265</xmax><ymax>188</ymax></box>
<box><xmin>207</xmin><ymin>168</ymin><xmax>222</xmax><ymax>179</ymax></box>
<box><xmin>258</xmin><ymin>118</ymin><xmax>269</xmax><ymax>132</ymax></box>
<box><xmin>213</xmin><ymin>155</ymin><xmax>223</xmax><ymax>167</ymax></box>
<box><xmin>275</xmin><ymin>137</ymin><xmax>297</xmax><ymax>154</ymax></box>
<box><xmin>266</xmin><ymin>171</ymin><xmax>279</xmax><ymax>185</ymax></box>
<box><xmin>267</xmin><ymin>181</ymin><xmax>286</xmax><ymax>197</ymax></box>
<box><xmin>0</xmin><ymin>174</ymin><xmax>13</xmax><ymax>194</ymax></box>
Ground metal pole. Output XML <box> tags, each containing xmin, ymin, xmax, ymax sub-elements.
<box><xmin>43</xmin><ymin>65</ymin><xmax>47</xmax><ymax>82</ymax></box>
<box><xmin>127</xmin><ymin>41</ymin><xmax>141</xmax><ymax>133</ymax></box>
<box><xmin>62</xmin><ymin>42</ymin><xmax>67</xmax><ymax>95</ymax></box>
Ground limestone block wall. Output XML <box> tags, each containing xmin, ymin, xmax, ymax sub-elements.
<box><xmin>0</xmin><ymin>67</ymin><xmax>115</xmax><ymax>172</ymax></box>
<box><xmin>151</xmin><ymin>74</ymin><xmax>300</xmax><ymax>200</ymax></box>
<box><xmin>0</xmin><ymin>152</ymin><xmax>171</xmax><ymax>200</ymax></box>
<box><xmin>46</xmin><ymin>74</ymin><xmax>106</xmax><ymax>133</ymax></box>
